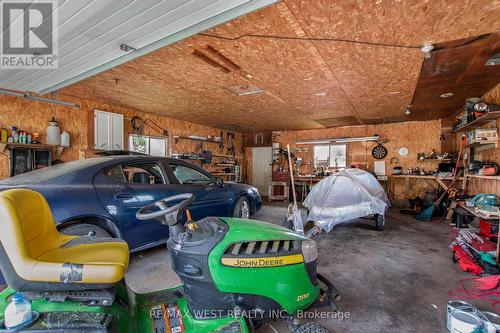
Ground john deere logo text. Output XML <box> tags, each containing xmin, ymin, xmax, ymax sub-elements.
<box><xmin>1</xmin><ymin>0</ymin><xmax>58</xmax><ymax>69</ymax></box>
<box><xmin>221</xmin><ymin>254</ymin><xmax>303</xmax><ymax>268</ymax></box>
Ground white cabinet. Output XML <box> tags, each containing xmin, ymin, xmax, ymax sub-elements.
<box><xmin>94</xmin><ymin>110</ymin><xmax>124</xmax><ymax>150</ymax></box>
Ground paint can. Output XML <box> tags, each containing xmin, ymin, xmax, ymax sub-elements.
<box><xmin>450</xmin><ymin>307</ymin><xmax>482</xmax><ymax>333</ymax></box>
<box><xmin>482</xmin><ymin>312</ymin><xmax>500</xmax><ymax>333</ymax></box>
<box><xmin>446</xmin><ymin>301</ymin><xmax>474</xmax><ymax>331</ymax></box>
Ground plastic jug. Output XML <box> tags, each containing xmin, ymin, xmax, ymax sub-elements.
<box><xmin>46</xmin><ymin>117</ymin><xmax>61</xmax><ymax>145</ymax></box>
<box><xmin>4</xmin><ymin>292</ymin><xmax>32</xmax><ymax>329</ymax></box>
<box><xmin>60</xmin><ymin>131</ymin><xmax>70</xmax><ymax>147</ymax></box>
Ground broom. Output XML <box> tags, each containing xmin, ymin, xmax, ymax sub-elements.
<box><xmin>416</xmin><ymin>135</ymin><xmax>466</xmax><ymax>221</ymax></box>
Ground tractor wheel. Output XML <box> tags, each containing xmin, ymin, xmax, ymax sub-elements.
<box><xmin>61</xmin><ymin>223</ymin><xmax>111</xmax><ymax>238</ymax></box>
<box><xmin>374</xmin><ymin>214</ymin><xmax>385</xmax><ymax>231</ymax></box>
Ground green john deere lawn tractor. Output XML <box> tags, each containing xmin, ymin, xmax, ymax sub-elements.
<box><xmin>0</xmin><ymin>189</ymin><xmax>337</xmax><ymax>332</ymax></box>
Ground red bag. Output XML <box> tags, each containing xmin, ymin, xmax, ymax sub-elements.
<box><xmin>452</xmin><ymin>245</ymin><xmax>483</xmax><ymax>275</ymax></box>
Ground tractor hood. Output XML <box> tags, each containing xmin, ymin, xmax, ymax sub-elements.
<box><xmin>218</xmin><ymin>217</ymin><xmax>306</xmax><ymax>242</ymax></box>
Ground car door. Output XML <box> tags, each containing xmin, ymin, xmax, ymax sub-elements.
<box><xmin>94</xmin><ymin>160</ymin><xmax>174</xmax><ymax>250</ymax></box>
<box><xmin>166</xmin><ymin>161</ymin><xmax>230</xmax><ymax>220</ymax></box>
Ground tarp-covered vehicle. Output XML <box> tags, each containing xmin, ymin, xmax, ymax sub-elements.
<box><xmin>303</xmin><ymin>168</ymin><xmax>390</xmax><ymax>232</ymax></box>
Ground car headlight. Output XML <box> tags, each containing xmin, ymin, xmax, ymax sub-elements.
<box><xmin>301</xmin><ymin>240</ymin><xmax>318</xmax><ymax>263</ymax></box>
<box><xmin>251</xmin><ymin>187</ymin><xmax>259</xmax><ymax>195</ymax></box>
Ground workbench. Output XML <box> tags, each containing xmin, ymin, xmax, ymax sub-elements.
<box><xmin>294</xmin><ymin>175</ymin><xmax>324</xmax><ymax>203</ymax></box>
<box><xmin>391</xmin><ymin>175</ymin><xmax>463</xmax><ymax>199</ymax></box>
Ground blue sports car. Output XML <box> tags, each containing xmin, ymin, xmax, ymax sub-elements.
<box><xmin>0</xmin><ymin>155</ymin><xmax>262</xmax><ymax>252</ymax></box>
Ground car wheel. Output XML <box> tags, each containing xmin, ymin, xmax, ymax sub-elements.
<box><xmin>374</xmin><ymin>214</ymin><xmax>384</xmax><ymax>231</ymax></box>
<box><xmin>233</xmin><ymin>197</ymin><xmax>251</xmax><ymax>219</ymax></box>
<box><xmin>61</xmin><ymin>223</ymin><xmax>112</xmax><ymax>238</ymax></box>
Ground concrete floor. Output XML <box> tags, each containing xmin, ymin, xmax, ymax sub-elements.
<box><xmin>126</xmin><ymin>204</ymin><xmax>485</xmax><ymax>333</ymax></box>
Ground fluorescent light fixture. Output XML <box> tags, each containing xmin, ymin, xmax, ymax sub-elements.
<box><xmin>296</xmin><ymin>135</ymin><xmax>380</xmax><ymax>145</ymax></box>
<box><xmin>296</xmin><ymin>139</ymin><xmax>331</xmax><ymax>145</ymax></box>
<box><xmin>314</xmin><ymin>92</ymin><xmax>326</xmax><ymax>96</ymax></box>
<box><xmin>227</xmin><ymin>84</ymin><xmax>264</xmax><ymax>96</ymax></box>
<box><xmin>238</xmin><ymin>88</ymin><xmax>264</xmax><ymax>96</ymax></box>
<box><xmin>440</xmin><ymin>92</ymin><xmax>454</xmax><ymax>98</ymax></box>
<box><xmin>0</xmin><ymin>89</ymin><xmax>79</xmax><ymax>108</ymax></box>
<box><xmin>333</xmin><ymin>136</ymin><xmax>380</xmax><ymax>143</ymax></box>
<box><xmin>485</xmin><ymin>53</ymin><xmax>500</xmax><ymax>66</ymax></box>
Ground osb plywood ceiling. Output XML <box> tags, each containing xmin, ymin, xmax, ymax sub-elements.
<box><xmin>61</xmin><ymin>0</ymin><xmax>500</xmax><ymax>132</ymax></box>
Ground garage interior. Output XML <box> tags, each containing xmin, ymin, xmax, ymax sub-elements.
<box><xmin>0</xmin><ymin>1</ymin><xmax>499</xmax><ymax>332</ymax></box>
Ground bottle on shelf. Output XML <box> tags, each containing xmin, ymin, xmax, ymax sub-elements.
<box><xmin>1</xmin><ymin>128</ymin><xmax>7</xmax><ymax>142</ymax></box>
<box><xmin>60</xmin><ymin>131</ymin><xmax>70</xmax><ymax>147</ymax></box>
<box><xmin>46</xmin><ymin>117</ymin><xmax>61</xmax><ymax>145</ymax></box>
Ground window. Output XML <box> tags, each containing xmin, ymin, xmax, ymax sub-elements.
<box><xmin>129</xmin><ymin>134</ymin><xmax>167</xmax><ymax>157</ymax></box>
<box><xmin>170</xmin><ymin>163</ymin><xmax>212</xmax><ymax>185</ymax></box>
<box><xmin>313</xmin><ymin>145</ymin><xmax>330</xmax><ymax>167</ymax></box>
<box><xmin>104</xmin><ymin>163</ymin><xmax>166</xmax><ymax>184</ymax></box>
<box><xmin>313</xmin><ymin>144</ymin><xmax>347</xmax><ymax>168</ymax></box>
<box><xmin>104</xmin><ymin>165</ymin><xmax>126</xmax><ymax>182</ymax></box>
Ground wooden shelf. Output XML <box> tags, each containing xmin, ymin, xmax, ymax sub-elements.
<box><xmin>417</xmin><ymin>159</ymin><xmax>451</xmax><ymax>162</ymax></box>
<box><xmin>211</xmin><ymin>172</ymin><xmax>235</xmax><ymax>176</ymax></box>
<box><xmin>466</xmin><ymin>141</ymin><xmax>498</xmax><ymax>151</ymax></box>
<box><xmin>212</xmin><ymin>153</ymin><xmax>234</xmax><ymax>158</ymax></box>
<box><xmin>392</xmin><ymin>175</ymin><xmax>462</xmax><ymax>180</ymax></box>
<box><xmin>452</xmin><ymin>110</ymin><xmax>500</xmax><ymax>133</ymax></box>
<box><xmin>212</xmin><ymin>164</ymin><xmax>235</xmax><ymax>167</ymax></box>
<box><xmin>0</xmin><ymin>142</ymin><xmax>67</xmax><ymax>159</ymax></box>
<box><xmin>173</xmin><ymin>136</ymin><xmax>222</xmax><ymax>144</ymax></box>
<box><xmin>466</xmin><ymin>174</ymin><xmax>500</xmax><ymax>180</ymax></box>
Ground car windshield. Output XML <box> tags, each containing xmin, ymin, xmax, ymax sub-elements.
<box><xmin>0</xmin><ymin>157</ymin><xmax>112</xmax><ymax>185</ymax></box>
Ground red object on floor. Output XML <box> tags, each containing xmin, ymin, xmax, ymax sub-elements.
<box><xmin>470</xmin><ymin>238</ymin><xmax>497</xmax><ymax>252</ymax></box>
<box><xmin>479</xmin><ymin>219</ymin><xmax>499</xmax><ymax>238</ymax></box>
<box><xmin>449</xmin><ymin>276</ymin><xmax>500</xmax><ymax>310</ymax></box>
<box><xmin>452</xmin><ymin>245</ymin><xmax>483</xmax><ymax>275</ymax></box>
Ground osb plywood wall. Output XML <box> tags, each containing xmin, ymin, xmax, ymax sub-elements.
<box><xmin>0</xmin><ymin>94</ymin><xmax>243</xmax><ymax>179</ymax></box>
<box><xmin>269</xmin><ymin>120</ymin><xmax>444</xmax><ymax>200</ymax></box>
<box><xmin>0</xmin><ymin>95</ymin><xmax>89</xmax><ymax>179</ymax></box>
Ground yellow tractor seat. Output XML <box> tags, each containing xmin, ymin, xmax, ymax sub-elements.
<box><xmin>0</xmin><ymin>189</ymin><xmax>129</xmax><ymax>291</ymax></box>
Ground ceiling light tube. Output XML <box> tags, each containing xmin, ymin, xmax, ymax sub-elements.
<box><xmin>0</xmin><ymin>89</ymin><xmax>79</xmax><ymax>108</ymax></box>
<box><xmin>333</xmin><ymin>136</ymin><xmax>380</xmax><ymax>143</ymax></box>
<box><xmin>296</xmin><ymin>135</ymin><xmax>380</xmax><ymax>145</ymax></box>
<box><xmin>296</xmin><ymin>139</ymin><xmax>331</xmax><ymax>145</ymax></box>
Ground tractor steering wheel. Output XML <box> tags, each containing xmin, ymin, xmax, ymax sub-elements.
<box><xmin>136</xmin><ymin>193</ymin><xmax>195</xmax><ymax>222</ymax></box>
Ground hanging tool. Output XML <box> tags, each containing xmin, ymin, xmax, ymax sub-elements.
<box><xmin>131</xmin><ymin>116</ymin><xmax>168</xmax><ymax>136</ymax></box>
<box><xmin>227</xmin><ymin>132</ymin><xmax>235</xmax><ymax>156</ymax></box>
<box><xmin>286</xmin><ymin>144</ymin><xmax>304</xmax><ymax>235</ymax></box>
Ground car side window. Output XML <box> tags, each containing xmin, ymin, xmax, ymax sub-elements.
<box><xmin>123</xmin><ymin>163</ymin><xmax>166</xmax><ymax>184</ymax></box>
<box><xmin>105</xmin><ymin>163</ymin><xmax>167</xmax><ymax>184</ymax></box>
<box><xmin>104</xmin><ymin>165</ymin><xmax>126</xmax><ymax>182</ymax></box>
<box><xmin>169</xmin><ymin>163</ymin><xmax>212</xmax><ymax>185</ymax></box>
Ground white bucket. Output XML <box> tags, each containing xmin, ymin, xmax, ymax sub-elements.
<box><xmin>446</xmin><ymin>300</ymin><xmax>474</xmax><ymax>331</ymax></box>
<box><xmin>482</xmin><ymin>311</ymin><xmax>500</xmax><ymax>333</ymax></box>
<box><xmin>450</xmin><ymin>308</ymin><xmax>483</xmax><ymax>333</ymax></box>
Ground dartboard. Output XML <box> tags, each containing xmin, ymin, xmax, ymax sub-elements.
<box><xmin>372</xmin><ymin>144</ymin><xmax>388</xmax><ymax>159</ymax></box>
